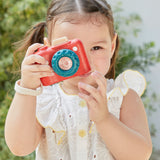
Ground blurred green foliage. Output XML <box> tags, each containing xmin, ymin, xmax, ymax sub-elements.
<box><xmin>0</xmin><ymin>0</ymin><xmax>48</xmax><ymax>159</ymax></box>
<box><xmin>0</xmin><ymin>0</ymin><xmax>160</xmax><ymax>159</ymax></box>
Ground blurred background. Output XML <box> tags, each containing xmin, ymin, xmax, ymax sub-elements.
<box><xmin>108</xmin><ymin>0</ymin><xmax>160</xmax><ymax>159</ymax></box>
<box><xmin>0</xmin><ymin>0</ymin><xmax>160</xmax><ymax>159</ymax></box>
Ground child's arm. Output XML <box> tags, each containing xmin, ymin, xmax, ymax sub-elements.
<box><xmin>5</xmin><ymin>43</ymin><xmax>54</xmax><ymax>156</ymax></box>
<box><xmin>78</xmin><ymin>71</ymin><xmax>152</xmax><ymax>160</ymax></box>
<box><xmin>5</xmin><ymin>93</ymin><xmax>43</xmax><ymax>156</ymax></box>
<box><xmin>95</xmin><ymin>89</ymin><xmax>152</xmax><ymax>160</ymax></box>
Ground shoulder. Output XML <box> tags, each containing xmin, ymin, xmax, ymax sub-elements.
<box><xmin>114</xmin><ymin>69</ymin><xmax>146</xmax><ymax>111</ymax></box>
<box><xmin>115</xmin><ymin>70</ymin><xmax>148</xmax><ymax>130</ymax></box>
<box><xmin>106</xmin><ymin>69</ymin><xmax>146</xmax><ymax>118</ymax></box>
<box><xmin>121</xmin><ymin>88</ymin><xmax>144</xmax><ymax>115</ymax></box>
<box><xmin>114</xmin><ymin>69</ymin><xmax>146</xmax><ymax>97</ymax></box>
<box><xmin>115</xmin><ymin>69</ymin><xmax>147</xmax><ymax>115</ymax></box>
<box><xmin>107</xmin><ymin>69</ymin><xmax>146</xmax><ymax>104</ymax></box>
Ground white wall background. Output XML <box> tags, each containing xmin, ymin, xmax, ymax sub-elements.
<box><xmin>108</xmin><ymin>0</ymin><xmax>160</xmax><ymax>150</ymax></box>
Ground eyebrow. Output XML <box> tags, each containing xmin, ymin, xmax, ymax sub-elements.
<box><xmin>92</xmin><ymin>40</ymin><xmax>108</xmax><ymax>45</ymax></box>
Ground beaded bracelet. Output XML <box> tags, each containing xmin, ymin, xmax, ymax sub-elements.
<box><xmin>14</xmin><ymin>80</ymin><xmax>43</xmax><ymax>96</ymax></box>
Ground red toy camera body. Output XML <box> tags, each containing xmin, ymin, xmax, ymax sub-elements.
<box><xmin>34</xmin><ymin>39</ymin><xmax>91</xmax><ymax>86</ymax></box>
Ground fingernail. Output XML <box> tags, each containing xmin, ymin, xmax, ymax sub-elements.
<box><xmin>78</xmin><ymin>82</ymin><xmax>84</xmax><ymax>87</ymax></box>
<box><xmin>91</xmin><ymin>72</ymin><xmax>97</xmax><ymax>77</ymax></box>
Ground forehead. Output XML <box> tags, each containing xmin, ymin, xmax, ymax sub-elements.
<box><xmin>51</xmin><ymin>12</ymin><xmax>111</xmax><ymax>41</ymax></box>
<box><xmin>54</xmin><ymin>12</ymin><xmax>108</xmax><ymax>25</ymax></box>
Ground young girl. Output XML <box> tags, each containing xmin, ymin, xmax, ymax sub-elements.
<box><xmin>5</xmin><ymin>0</ymin><xmax>152</xmax><ymax>160</ymax></box>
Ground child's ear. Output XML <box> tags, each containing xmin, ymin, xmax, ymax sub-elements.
<box><xmin>111</xmin><ymin>33</ymin><xmax>117</xmax><ymax>58</ymax></box>
<box><xmin>44</xmin><ymin>37</ymin><xmax>51</xmax><ymax>46</ymax></box>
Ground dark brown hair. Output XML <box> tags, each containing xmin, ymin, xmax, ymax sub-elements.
<box><xmin>15</xmin><ymin>0</ymin><xmax>119</xmax><ymax>79</ymax></box>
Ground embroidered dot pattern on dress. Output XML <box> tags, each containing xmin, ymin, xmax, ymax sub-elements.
<box><xmin>79</xmin><ymin>129</ymin><xmax>86</xmax><ymax>137</ymax></box>
<box><xmin>79</xmin><ymin>100</ymin><xmax>87</xmax><ymax>107</ymax></box>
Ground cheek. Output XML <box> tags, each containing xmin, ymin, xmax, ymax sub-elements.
<box><xmin>90</xmin><ymin>55</ymin><xmax>111</xmax><ymax>75</ymax></box>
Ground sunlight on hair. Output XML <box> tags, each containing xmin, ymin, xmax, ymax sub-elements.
<box><xmin>75</xmin><ymin>0</ymin><xmax>82</xmax><ymax>14</ymax></box>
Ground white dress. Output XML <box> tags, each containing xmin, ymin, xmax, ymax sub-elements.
<box><xmin>36</xmin><ymin>70</ymin><xmax>146</xmax><ymax>160</ymax></box>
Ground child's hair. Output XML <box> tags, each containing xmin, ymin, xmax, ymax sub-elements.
<box><xmin>15</xmin><ymin>0</ymin><xmax>119</xmax><ymax>79</ymax></box>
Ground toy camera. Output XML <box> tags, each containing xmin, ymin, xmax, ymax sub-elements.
<box><xmin>34</xmin><ymin>39</ymin><xmax>91</xmax><ymax>86</ymax></box>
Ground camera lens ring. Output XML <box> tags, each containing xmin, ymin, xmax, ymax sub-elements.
<box><xmin>51</xmin><ymin>49</ymin><xmax>80</xmax><ymax>77</ymax></box>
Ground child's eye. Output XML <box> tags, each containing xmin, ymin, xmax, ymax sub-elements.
<box><xmin>91</xmin><ymin>46</ymin><xmax>103</xmax><ymax>51</ymax></box>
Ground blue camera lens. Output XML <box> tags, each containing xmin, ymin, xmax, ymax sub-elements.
<box><xmin>51</xmin><ymin>49</ymin><xmax>80</xmax><ymax>77</ymax></box>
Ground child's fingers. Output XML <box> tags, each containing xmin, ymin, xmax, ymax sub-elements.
<box><xmin>78</xmin><ymin>71</ymin><xmax>107</xmax><ymax>102</ymax></box>
<box><xmin>78</xmin><ymin>92</ymin><xmax>97</xmax><ymax>109</ymax></box>
<box><xmin>92</xmin><ymin>71</ymin><xmax>107</xmax><ymax>86</ymax></box>
<box><xmin>22</xmin><ymin>63</ymin><xmax>54</xmax><ymax>79</ymax></box>
<box><xmin>78</xmin><ymin>82</ymin><xmax>101</xmax><ymax>101</ymax></box>
<box><xmin>22</xmin><ymin>54</ymin><xmax>48</xmax><ymax>65</ymax></box>
<box><xmin>23</xmin><ymin>64</ymin><xmax>53</xmax><ymax>73</ymax></box>
<box><xmin>32</xmin><ymin>71</ymin><xmax>55</xmax><ymax>78</ymax></box>
<box><xmin>25</xmin><ymin>43</ymin><xmax>44</xmax><ymax>57</ymax></box>
<box><xmin>91</xmin><ymin>71</ymin><xmax>107</xmax><ymax>95</ymax></box>
<box><xmin>78</xmin><ymin>86</ymin><xmax>90</xmax><ymax>95</ymax></box>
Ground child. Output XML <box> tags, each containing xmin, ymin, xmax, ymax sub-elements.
<box><xmin>5</xmin><ymin>0</ymin><xmax>152</xmax><ymax>160</ymax></box>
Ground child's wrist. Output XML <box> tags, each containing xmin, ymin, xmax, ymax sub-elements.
<box><xmin>94</xmin><ymin>113</ymin><xmax>111</xmax><ymax>127</ymax></box>
<box><xmin>14</xmin><ymin>80</ymin><xmax>43</xmax><ymax>96</ymax></box>
<box><xmin>20</xmin><ymin>80</ymin><xmax>41</xmax><ymax>90</ymax></box>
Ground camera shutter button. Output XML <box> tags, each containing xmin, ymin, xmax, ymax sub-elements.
<box><xmin>73</xmin><ymin>46</ymin><xmax>78</xmax><ymax>51</ymax></box>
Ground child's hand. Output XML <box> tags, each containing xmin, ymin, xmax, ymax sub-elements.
<box><xmin>78</xmin><ymin>71</ymin><xmax>109</xmax><ymax>124</ymax></box>
<box><xmin>20</xmin><ymin>43</ymin><xmax>54</xmax><ymax>89</ymax></box>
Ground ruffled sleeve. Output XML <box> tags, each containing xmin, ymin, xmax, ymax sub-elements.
<box><xmin>107</xmin><ymin>69</ymin><xmax>146</xmax><ymax>119</ymax></box>
<box><xmin>36</xmin><ymin>84</ymin><xmax>66</xmax><ymax>144</ymax></box>
<box><xmin>114</xmin><ymin>69</ymin><xmax>146</xmax><ymax>97</ymax></box>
